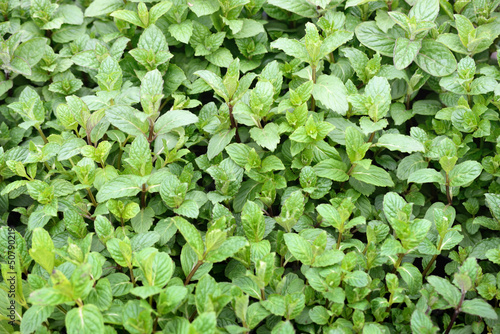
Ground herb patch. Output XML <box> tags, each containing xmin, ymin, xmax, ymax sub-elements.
<box><xmin>0</xmin><ymin>0</ymin><xmax>500</xmax><ymax>333</ymax></box>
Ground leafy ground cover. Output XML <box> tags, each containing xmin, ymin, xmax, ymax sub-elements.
<box><xmin>1</xmin><ymin>0</ymin><xmax>500</xmax><ymax>333</ymax></box>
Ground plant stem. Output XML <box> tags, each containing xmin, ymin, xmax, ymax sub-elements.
<box><xmin>153</xmin><ymin>317</ymin><xmax>158</xmax><ymax>332</ymax></box>
<box><xmin>228</xmin><ymin>103</ymin><xmax>241</xmax><ymax>143</ymax></box>
<box><xmin>147</xmin><ymin>118</ymin><xmax>155</xmax><ymax>143</ymax></box>
<box><xmin>36</xmin><ymin>125</ymin><xmax>48</xmax><ymax>144</ymax></box>
<box><xmin>422</xmin><ymin>254</ymin><xmax>438</xmax><ymax>277</ymax></box>
<box><xmin>184</xmin><ymin>260</ymin><xmax>203</xmax><ymax>285</ymax></box>
<box><xmin>336</xmin><ymin>230</ymin><xmax>342</xmax><ymax>249</ymax></box>
<box><xmin>392</xmin><ymin>253</ymin><xmax>405</xmax><ymax>273</ymax></box>
<box><xmin>368</xmin><ymin>131</ymin><xmax>376</xmax><ymax>143</ymax></box>
<box><xmin>43</xmin><ymin>161</ymin><xmax>51</xmax><ymax>171</ymax></box>
<box><xmin>189</xmin><ymin>310</ymin><xmax>198</xmax><ymax>322</ymax></box>
<box><xmin>116</xmin><ymin>147</ymin><xmax>123</xmax><ymax>169</ymax></box>
<box><xmin>56</xmin><ymin>305</ymin><xmax>67</xmax><ymax>314</ymax></box>
<box><xmin>340</xmin><ymin>163</ymin><xmax>357</xmax><ymax>190</ymax></box>
<box><xmin>347</xmin><ymin>163</ymin><xmax>356</xmax><ymax>176</ymax></box>
<box><xmin>129</xmin><ymin>266</ymin><xmax>136</xmax><ymax>286</ymax></box>
<box><xmin>86</xmin><ymin>188</ymin><xmax>98</xmax><ymax>207</ymax></box>
<box><xmin>260</xmin><ymin>288</ymin><xmax>266</xmax><ymax>300</ymax></box>
<box><xmin>158</xmin><ymin>98</ymin><xmax>169</xmax><ymax>113</ymax></box>
<box><xmin>445</xmin><ymin>172</ymin><xmax>452</xmax><ymax>207</ymax></box>
<box><xmin>310</xmin><ymin>65</ymin><xmax>317</xmax><ymax>111</ymax></box>
<box><xmin>141</xmin><ymin>183</ymin><xmax>146</xmax><ymax>209</ymax></box>
<box><xmin>444</xmin><ymin>290</ymin><xmax>465</xmax><ymax>334</ymax></box>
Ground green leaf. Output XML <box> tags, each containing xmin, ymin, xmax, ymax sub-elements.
<box><xmin>449</xmin><ymin>161</ymin><xmax>482</xmax><ymax>187</ymax></box>
<box><xmin>65</xmin><ymin>305</ymin><xmax>105</xmax><ymax>334</ymax></box>
<box><xmin>20</xmin><ymin>305</ymin><xmax>54</xmax><ymax>334</ymax></box>
<box><xmin>191</xmin><ymin>312</ymin><xmax>217</xmax><ymax>333</ymax></box>
<box><xmin>411</xmin><ymin>309</ymin><xmax>438</xmax><ymax>334</ymax></box>
<box><xmin>262</xmin><ymin>294</ymin><xmax>286</xmax><ymax>316</ymax></box>
<box><xmin>96</xmin><ymin>56</ymin><xmax>122</xmax><ymax>92</ymax></box>
<box><xmin>409</xmin><ymin>0</ymin><xmax>439</xmax><ymax>22</ymax></box>
<box><xmin>84</xmin><ymin>278</ymin><xmax>113</xmax><ymax>311</ymax></box>
<box><xmin>158</xmin><ymin>285</ymin><xmax>188</xmax><ymax>314</ymax></box>
<box><xmin>130</xmin><ymin>286</ymin><xmax>163</xmax><ymax>299</ymax></box>
<box><xmin>169</xmin><ymin>20</ymin><xmax>193</xmax><ymax>44</ymax></box>
<box><xmin>174</xmin><ymin>199</ymin><xmax>199</xmax><ymax>219</ymax></box>
<box><xmin>427</xmin><ymin>276</ymin><xmax>461</xmax><ymax>307</ymax></box>
<box><xmin>173</xmin><ymin>216</ymin><xmax>204</xmax><ymax>259</ymax></box>
<box><xmin>226</xmin><ymin>143</ymin><xmax>251</xmax><ymax>167</ymax></box>
<box><xmin>485</xmin><ymin>193</ymin><xmax>500</xmax><ymax>222</ymax></box>
<box><xmin>207</xmin><ymin>129</ymin><xmax>236</xmax><ymax>160</ymax></box>
<box><xmin>85</xmin><ymin>0</ymin><xmax>123</xmax><ymax>17</ymax></box>
<box><xmin>195</xmin><ymin>70</ymin><xmax>228</xmax><ymax>101</ymax></box>
<box><xmin>267</xmin><ymin>0</ymin><xmax>317</xmax><ymax>18</ymax></box>
<box><xmin>415</xmin><ymin>40</ymin><xmax>457</xmax><ymax>77</ymax></box>
<box><xmin>260</xmin><ymin>156</ymin><xmax>285</xmax><ymax>173</ymax></box>
<box><xmin>397</xmin><ymin>263</ymin><xmax>422</xmax><ymax>295</ymax></box>
<box><xmin>376</xmin><ymin>134</ymin><xmax>425</xmax><ymax>153</ymax></box>
<box><xmin>96</xmin><ymin>176</ymin><xmax>142</xmax><ymax>202</ymax></box>
<box><xmin>270</xmin><ymin>38</ymin><xmax>309</xmax><ymax>61</ymax></box>
<box><xmin>345</xmin><ymin>127</ymin><xmax>371</xmax><ymax>162</ymax></box>
<box><xmin>234</xmin><ymin>19</ymin><xmax>266</xmax><ymax>39</ymax></box>
<box><xmin>14</xmin><ymin>38</ymin><xmax>47</xmax><ymax>67</ymax></box>
<box><xmin>344</xmin><ymin>270</ymin><xmax>370</xmax><ymax>287</ymax></box>
<box><xmin>106</xmin><ymin>238</ymin><xmax>132</xmax><ymax>268</ymax></box>
<box><xmin>313</xmin><ymin>159</ymin><xmax>349</xmax><ymax>181</ymax></box>
<box><xmin>284</xmin><ymin>233</ymin><xmax>313</xmax><ymax>265</ymax></box>
<box><xmin>149</xmin><ymin>1</ymin><xmax>172</xmax><ymax>24</ymax></box>
<box><xmin>320</xmin><ymin>30</ymin><xmax>353</xmax><ymax>58</ymax></box>
<box><xmin>29</xmin><ymin>285</ymin><xmax>73</xmax><ymax>306</ymax></box>
<box><xmin>111</xmin><ymin>10</ymin><xmax>144</xmax><ymax>28</ymax></box>
<box><xmin>143</xmin><ymin>251</ymin><xmax>172</xmax><ymax>288</ymax></box>
<box><xmin>29</xmin><ymin>228</ymin><xmax>55</xmax><ymax>274</ymax></box>
<box><xmin>365</xmin><ymin>76</ymin><xmax>391</xmax><ymax>121</ymax></box>
<box><xmin>309</xmin><ymin>306</ymin><xmax>330</xmax><ymax>325</ymax></box>
<box><xmin>189</xmin><ymin>0</ymin><xmax>220</xmax><ymax>17</ymax></box>
<box><xmin>355</xmin><ymin>21</ymin><xmax>396</xmax><ymax>57</ymax></box>
<box><xmin>140</xmin><ymin>70</ymin><xmax>164</xmax><ymax>116</ymax></box>
<box><xmin>106</xmin><ymin>106</ymin><xmax>148</xmax><ymax>137</ymax></box>
<box><xmin>242</xmin><ymin>201</ymin><xmax>266</xmax><ymax>242</ymax></box>
<box><xmin>316</xmin><ymin>204</ymin><xmax>341</xmax><ymax>229</ymax></box>
<box><xmin>250</xmin><ymin>123</ymin><xmax>280</xmax><ymax>152</ymax></box>
<box><xmin>486</xmin><ymin>248</ymin><xmax>500</xmax><ymax>264</ymax></box>
<box><xmin>312</xmin><ymin>75</ymin><xmax>349</xmax><ymax>115</ymax></box>
<box><xmin>154</xmin><ymin>110</ymin><xmax>198</xmax><ymax>135</ymax></box>
<box><xmin>351</xmin><ymin>165</ymin><xmax>394</xmax><ymax>187</ymax></box>
<box><xmin>407</xmin><ymin>168</ymin><xmax>445</xmax><ymax>184</ymax></box>
<box><xmin>461</xmin><ymin>299</ymin><xmax>498</xmax><ymax>319</ymax></box>
<box><xmin>394</xmin><ymin>38</ymin><xmax>421</xmax><ymax>70</ymax></box>
<box><xmin>205</xmin><ymin>236</ymin><xmax>248</xmax><ymax>263</ymax></box>
<box><xmin>125</xmin><ymin>136</ymin><xmax>152</xmax><ymax>176</ymax></box>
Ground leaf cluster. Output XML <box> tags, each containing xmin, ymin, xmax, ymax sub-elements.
<box><xmin>0</xmin><ymin>0</ymin><xmax>500</xmax><ymax>333</ymax></box>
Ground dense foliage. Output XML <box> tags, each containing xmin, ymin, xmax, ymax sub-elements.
<box><xmin>1</xmin><ymin>0</ymin><xmax>500</xmax><ymax>333</ymax></box>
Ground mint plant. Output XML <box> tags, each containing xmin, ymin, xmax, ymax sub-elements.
<box><xmin>0</xmin><ymin>0</ymin><xmax>500</xmax><ymax>333</ymax></box>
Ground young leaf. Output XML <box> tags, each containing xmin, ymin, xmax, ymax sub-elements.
<box><xmin>65</xmin><ymin>305</ymin><xmax>105</xmax><ymax>334</ymax></box>
<box><xmin>449</xmin><ymin>161</ymin><xmax>482</xmax><ymax>187</ymax></box>
<box><xmin>283</xmin><ymin>233</ymin><xmax>313</xmax><ymax>265</ymax></box>
<box><xmin>312</xmin><ymin>75</ymin><xmax>349</xmax><ymax>115</ymax></box>
<box><xmin>394</xmin><ymin>38</ymin><xmax>421</xmax><ymax>70</ymax></box>
<box><xmin>426</xmin><ymin>276</ymin><xmax>461</xmax><ymax>307</ymax></box>
<box><xmin>172</xmin><ymin>216</ymin><xmax>204</xmax><ymax>259</ymax></box>
<box><xmin>376</xmin><ymin>134</ymin><xmax>425</xmax><ymax>153</ymax></box>
<box><xmin>242</xmin><ymin>201</ymin><xmax>266</xmax><ymax>243</ymax></box>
